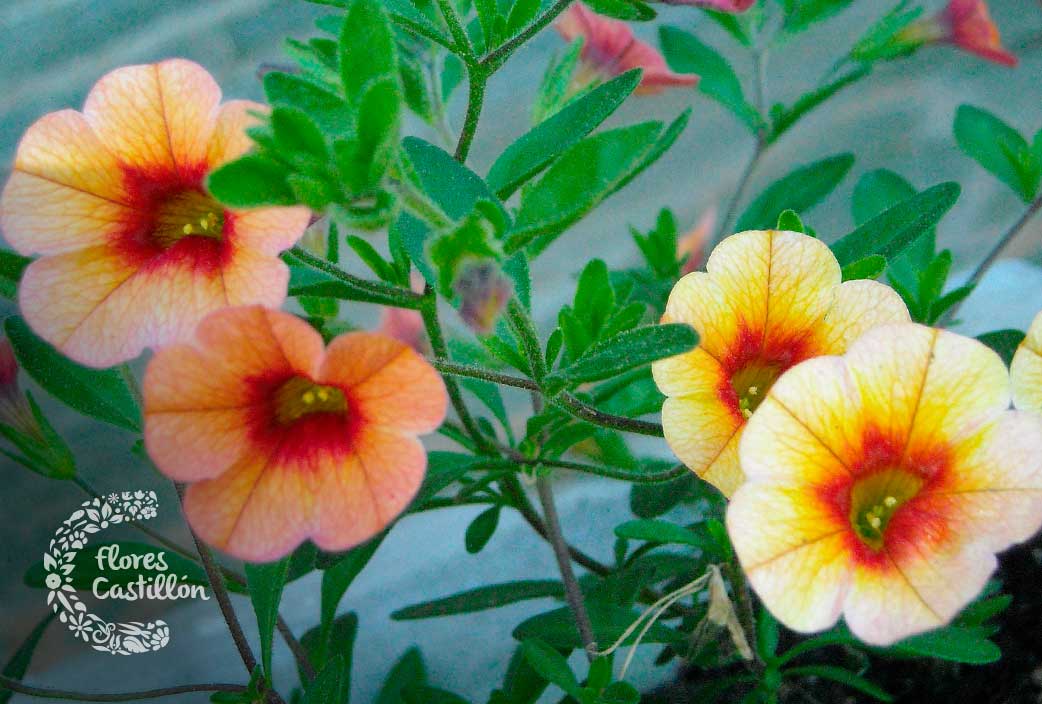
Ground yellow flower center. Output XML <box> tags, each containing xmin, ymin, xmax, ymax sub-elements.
<box><xmin>849</xmin><ymin>469</ymin><xmax>924</xmax><ymax>550</ymax></box>
<box><xmin>273</xmin><ymin>377</ymin><xmax>347</xmax><ymax>425</ymax></box>
<box><xmin>153</xmin><ymin>191</ymin><xmax>225</xmax><ymax>248</ymax></box>
<box><xmin>731</xmin><ymin>363</ymin><xmax>781</xmax><ymax>419</ymax></box>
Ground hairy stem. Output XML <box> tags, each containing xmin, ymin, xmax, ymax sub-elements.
<box><xmin>0</xmin><ymin>677</ymin><xmax>248</xmax><ymax>702</ymax></box>
<box><xmin>481</xmin><ymin>0</ymin><xmax>575</xmax><ymax>72</ymax></box>
<box><xmin>287</xmin><ymin>247</ymin><xmax>423</xmax><ymax>308</ymax></box>
<box><xmin>555</xmin><ymin>392</ymin><xmax>665</xmax><ymax>437</ymax></box>
<box><xmin>455</xmin><ymin>66</ymin><xmax>488</xmax><ymax>162</ymax></box>
<box><xmin>536</xmin><ymin>474</ymin><xmax>598</xmax><ymax>658</ymax></box>
<box><xmin>939</xmin><ymin>193</ymin><xmax>1042</xmax><ymax>326</ymax></box>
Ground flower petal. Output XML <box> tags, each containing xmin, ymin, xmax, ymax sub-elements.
<box><xmin>1011</xmin><ymin>310</ymin><xmax>1042</xmax><ymax>412</ymax></box>
<box><xmin>816</xmin><ymin>279</ymin><xmax>910</xmax><ymax>353</ymax></box>
<box><xmin>83</xmin><ymin>60</ymin><xmax>220</xmax><ymax>175</ymax></box>
<box><xmin>728</xmin><ymin>482</ymin><xmax>851</xmax><ymax>632</ymax></box>
<box><xmin>661</xmin><ymin>394</ymin><xmax>743</xmax><ymax>496</ymax></box>
<box><xmin>2</xmin><ymin>110</ymin><xmax>132</xmax><ymax>255</ymax></box>
<box><xmin>207</xmin><ymin>100</ymin><xmax>264</xmax><ymax>167</ymax></box>
<box><xmin>312</xmin><ymin>426</ymin><xmax>428</xmax><ymax>551</ymax></box>
<box><xmin>321</xmin><ymin>332</ymin><xmax>447</xmax><ymax>434</ymax></box>
<box><xmin>229</xmin><ymin>206</ymin><xmax>311</xmax><ymax>256</ymax></box>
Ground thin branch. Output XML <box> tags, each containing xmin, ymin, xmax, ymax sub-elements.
<box><xmin>435</xmin><ymin>0</ymin><xmax>474</xmax><ymax>60</ymax></box>
<box><xmin>455</xmin><ymin>66</ymin><xmax>488</xmax><ymax>162</ymax></box>
<box><xmin>481</xmin><ymin>0</ymin><xmax>575</xmax><ymax>72</ymax></box>
<box><xmin>431</xmin><ymin>359</ymin><xmax>539</xmax><ymax>391</ymax></box>
<box><xmin>939</xmin><ymin>193</ymin><xmax>1042</xmax><ymax>326</ymax></box>
<box><xmin>276</xmin><ymin>618</ymin><xmax>316</xmax><ymax>682</ymax></box>
<box><xmin>519</xmin><ymin>457</ymin><xmax>688</xmax><ymax>484</ymax></box>
<box><xmin>536</xmin><ymin>475</ymin><xmax>597</xmax><ymax>658</ymax></box>
<box><xmin>556</xmin><ymin>392</ymin><xmax>665</xmax><ymax>437</ymax></box>
<box><xmin>287</xmin><ymin>247</ymin><xmax>424</xmax><ymax>308</ymax></box>
<box><xmin>0</xmin><ymin>677</ymin><xmax>247</xmax><ymax>703</ymax></box>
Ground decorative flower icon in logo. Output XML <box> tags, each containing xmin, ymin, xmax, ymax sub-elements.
<box><xmin>43</xmin><ymin>491</ymin><xmax>171</xmax><ymax>655</ymax></box>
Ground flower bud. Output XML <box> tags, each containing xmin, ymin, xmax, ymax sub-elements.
<box><xmin>453</xmin><ymin>260</ymin><xmax>514</xmax><ymax>336</ymax></box>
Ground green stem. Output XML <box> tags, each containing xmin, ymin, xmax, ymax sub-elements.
<box><xmin>287</xmin><ymin>247</ymin><xmax>423</xmax><ymax>309</ymax></box>
<box><xmin>455</xmin><ymin>65</ymin><xmax>488</xmax><ymax>162</ymax></box>
<box><xmin>555</xmin><ymin>392</ymin><xmax>665</xmax><ymax>437</ymax></box>
<box><xmin>0</xmin><ymin>677</ymin><xmax>248</xmax><ymax>702</ymax></box>
<box><xmin>536</xmin><ymin>475</ymin><xmax>598</xmax><ymax>658</ymax></box>
<box><xmin>431</xmin><ymin>359</ymin><xmax>538</xmax><ymax>391</ymax></box>
<box><xmin>435</xmin><ymin>0</ymin><xmax>475</xmax><ymax>60</ymax></box>
<box><xmin>520</xmin><ymin>457</ymin><xmax>688</xmax><ymax>484</ymax></box>
<box><xmin>420</xmin><ymin>287</ymin><xmax>494</xmax><ymax>453</ymax></box>
<box><xmin>938</xmin><ymin>192</ymin><xmax>1042</xmax><ymax>326</ymax></box>
<box><xmin>481</xmin><ymin>0</ymin><xmax>575</xmax><ymax>72</ymax></box>
<box><xmin>505</xmin><ymin>298</ymin><xmax>547</xmax><ymax>382</ymax></box>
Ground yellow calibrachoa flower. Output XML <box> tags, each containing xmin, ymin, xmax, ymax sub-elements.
<box><xmin>1010</xmin><ymin>310</ymin><xmax>1042</xmax><ymax>412</ymax></box>
<box><xmin>652</xmin><ymin>230</ymin><xmax>909</xmax><ymax>496</ymax></box>
<box><xmin>728</xmin><ymin>323</ymin><xmax>1042</xmax><ymax>646</ymax></box>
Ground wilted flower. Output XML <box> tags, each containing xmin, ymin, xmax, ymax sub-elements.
<box><xmin>453</xmin><ymin>260</ymin><xmax>513</xmax><ymax>336</ymax></box>
<box><xmin>897</xmin><ymin>0</ymin><xmax>1016</xmax><ymax>66</ymax></box>
<box><xmin>557</xmin><ymin>3</ymin><xmax>699</xmax><ymax>95</ymax></box>
<box><xmin>1</xmin><ymin>60</ymin><xmax>310</xmax><ymax>368</ymax></box>
<box><xmin>728</xmin><ymin>324</ymin><xmax>1042</xmax><ymax>645</ymax></box>
<box><xmin>652</xmin><ymin>230</ymin><xmax>909</xmax><ymax>497</ymax></box>
<box><xmin>143</xmin><ymin>306</ymin><xmax>447</xmax><ymax>562</ymax></box>
<box><xmin>0</xmin><ymin>338</ymin><xmax>35</xmax><ymax>438</ymax></box>
<box><xmin>1011</xmin><ymin>310</ymin><xmax>1042</xmax><ymax>412</ymax></box>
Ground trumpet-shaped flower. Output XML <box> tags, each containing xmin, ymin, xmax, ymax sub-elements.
<box><xmin>652</xmin><ymin>230</ymin><xmax>909</xmax><ymax>497</ymax></box>
<box><xmin>729</xmin><ymin>324</ymin><xmax>1042</xmax><ymax>645</ymax></box>
<box><xmin>557</xmin><ymin>3</ymin><xmax>699</xmax><ymax>95</ymax></box>
<box><xmin>1</xmin><ymin>60</ymin><xmax>310</xmax><ymax>368</ymax></box>
<box><xmin>899</xmin><ymin>0</ymin><xmax>1016</xmax><ymax>67</ymax></box>
<box><xmin>1011</xmin><ymin>310</ymin><xmax>1042</xmax><ymax>412</ymax></box>
<box><xmin>143</xmin><ymin>306</ymin><xmax>447</xmax><ymax>562</ymax></box>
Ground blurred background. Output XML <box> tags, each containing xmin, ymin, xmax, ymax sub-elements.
<box><xmin>1</xmin><ymin>0</ymin><xmax>1041</xmax><ymax>701</ymax></box>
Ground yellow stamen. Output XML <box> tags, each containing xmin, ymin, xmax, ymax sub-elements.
<box><xmin>273</xmin><ymin>377</ymin><xmax>347</xmax><ymax>425</ymax></box>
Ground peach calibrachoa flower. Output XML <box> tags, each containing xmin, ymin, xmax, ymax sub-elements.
<box><xmin>143</xmin><ymin>306</ymin><xmax>448</xmax><ymax>561</ymax></box>
<box><xmin>0</xmin><ymin>60</ymin><xmax>310</xmax><ymax>368</ymax></box>
<box><xmin>899</xmin><ymin>0</ymin><xmax>1017</xmax><ymax>67</ymax></box>
<box><xmin>652</xmin><ymin>230</ymin><xmax>909</xmax><ymax>497</ymax></box>
<box><xmin>728</xmin><ymin>324</ymin><xmax>1042</xmax><ymax>645</ymax></box>
<box><xmin>557</xmin><ymin>3</ymin><xmax>699</xmax><ymax>95</ymax></box>
<box><xmin>1011</xmin><ymin>310</ymin><xmax>1042</xmax><ymax>412</ymax></box>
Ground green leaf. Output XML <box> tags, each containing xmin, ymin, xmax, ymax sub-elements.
<box><xmin>4</xmin><ymin>316</ymin><xmax>140</xmax><ymax>431</ymax></box>
<box><xmin>506</xmin><ymin>122</ymin><xmax>666</xmax><ymax>255</ymax></box>
<box><xmin>464</xmin><ymin>505</ymin><xmax>501</xmax><ymax>553</ymax></box>
<box><xmin>349</xmin><ymin>77</ymin><xmax>402</xmax><ymax>191</ymax></box>
<box><xmin>300</xmin><ymin>613</ymin><xmax>356</xmax><ymax>698</ymax></box>
<box><xmin>888</xmin><ymin>625</ymin><xmax>1001</xmax><ymax>664</ymax></box>
<box><xmin>392</xmin><ymin>580</ymin><xmax>565</xmax><ymax>620</ymax></box>
<box><xmin>377</xmin><ymin>648</ymin><xmax>427</xmax><ymax>704</ymax></box>
<box><xmin>0</xmin><ymin>248</ymin><xmax>30</xmax><ymax>302</ymax></box>
<box><xmin>601</xmin><ymin>681</ymin><xmax>641</xmax><ymax>704</ymax></box>
<box><xmin>0</xmin><ymin>612</ymin><xmax>55</xmax><ymax>704</ymax></box>
<box><xmin>208</xmin><ymin>154</ymin><xmax>296</xmax><ymax>208</ymax></box>
<box><xmin>429</xmin><ymin>204</ymin><xmax>505</xmax><ymax>297</ymax></box>
<box><xmin>782</xmin><ymin>0</ymin><xmax>856</xmax><ymax>33</ymax></box>
<box><xmin>402</xmin><ymin>686</ymin><xmax>471</xmax><ymax>704</ymax></box>
<box><xmin>659</xmin><ymin>26</ymin><xmax>761</xmax><ymax>132</ymax></box>
<box><xmin>513</xmin><ymin>603</ymin><xmax>682</xmax><ymax>650</ymax></box>
<box><xmin>736</xmin><ymin>154</ymin><xmax>854</xmax><ymax>231</ymax></box>
<box><xmin>338</xmin><ymin>0</ymin><xmax>398</xmax><ymax>102</ymax></box>
<box><xmin>784</xmin><ymin>665</ymin><xmax>891</xmax><ymax>702</ymax></box>
<box><xmin>414</xmin><ymin>451</ymin><xmax>488</xmax><ymax>506</ymax></box>
<box><xmin>977</xmin><ymin>329</ymin><xmax>1025</xmax><ymax>366</ymax></box>
<box><xmin>850</xmin><ymin>2</ymin><xmax>923</xmax><ymax>63</ymax></box>
<box><xmin>776</xmin><ymin>209</ymin><xmax>805</xmax><ymax>233</ymax></box>
<box><xmin>270</xmin><ymin>106</ymin><xmax>328</xmax><ymax>158</ymax></box>
<box><xmin>533</xmin><ymin>38</ymin><xmax>584</xmax><ymax>124</ymax></box>
<box><xmin>24</xmin><ymin>541</ymin><xmax>209</xmax><ymax>592</ymax></box>
<box><xmin>263</xmin><ymin>72</ymin><xmax>351</xmax><ymax>136</ymax></box>
<box><xmin>614</xmin><ymin>519</ymin><xmax>714</xmax><ymax>550</ymax></box>
<box><xmin>521</xmin><ymin>639</ymin><xmax>582</xmax><ymax>698</ymax></box>
<box><xmin>955</xmin><ymin>104</ymin><xmax>1040</xmax><ymax>203</ymax></box>
<box><xmin>757</xmin><ymin>607</ymin><xmax>780</xmax><ymax>659</ymax></box>
<box><xmin>487</xmin><ymin>70</ymin><xmax>642</xmax><ymax>199</ymax></box>
<box><xmin>285</xmin><ymin>252</ymin><xmax>410</xmax><ymax>308</ymax></box>
<box><xmin>629</xmin><ymin>472</ymin><xmax>700</xmax><ymax>518</ymax></box>
<box><xmin>852</xmin><ymin>169</ymin><xmax>917</xmax><ymax>225</ymax></box>
<box><xmin>841</xmin><ymin>254</ymin><xmax>887</xmax><ymax>281</ymax></box>
<box><xmin>304</xmin><ymin>656</ymin><xmax>346</xmax><ymax>704</ymax></box>
<box><xmin>585</xmin><ymin>0</ymin><xmax>656</xmax><ymax>21</ymax></box>
<box><xmin>769</xmin><ymin>66</ymin><xmax>870</xmax><ymax>142</ymax></box>
<box><xmin>830</xmin><ymin>182</ymin><xmax>960</xmax><ymax>267</ymax></box>
<box><xmin>244</xmin><ymin>556</ymin><xmax>291</xmax><ymax>681</ymax></box>
<box><xmin>557</xmin><ymin>323</ymin><xmax>697</xmax><ymax>385</ymax></box>
<box><xmin>320</xmin><ymin>536</ymin><xmax>384</xmax><ymax>631</ymax></box>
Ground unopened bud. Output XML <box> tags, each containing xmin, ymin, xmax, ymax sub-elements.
<box><xmin>453</xmin><ymin>260</ymin><xmax>513</xmax><ymax>335</ymax></box>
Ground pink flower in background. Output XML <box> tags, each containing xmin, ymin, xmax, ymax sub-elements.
<box><xmin>678</xmin><ymin>207</ymin><xmax>716</xmax><ymax>275</ymax></box>
<box><xmin>0</xmin><ymin>60</ymin><xmax>310</xmax><ymax>368</ymax></box>
<box><xmin>654</xmin><ymin>0</ymin><xmax>755</xmax><ymax>11</ymax></box>
<box><xmin>557</xmin><ymin>3</ymin><xmax>699</xmax><ymax>95</ymax></box>
<box><xmin>378</xmin><ymin>272</ymin><xmax>428</xmax><ymax>354</ymax></box>
<box><xmin>900</xmin><ymin>0</ymin><xmax>1016</xmax><ymax>67</ymax></box>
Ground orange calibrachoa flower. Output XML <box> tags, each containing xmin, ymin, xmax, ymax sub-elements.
<box><xmin>652</xmin><ymin>230</ymin><xmax>909</xmax><ymax>497</ymax></box>
<box><xmin>1011</xmin><ymin>310</ymin><xmax>1042</xmax><ymax>412</ymax></box>
<box><xmin>1</xmin><ymin>60</ymin><xmax>310</xmax><ymax>368</ymax></box>
<box><xmin>143</xmin><ymin>306</ymin><xmax>448</xmax><ymax>562</ymax></box>
<box><xmin>728</xmin><ymin>324</ymin><xmax>1042</xmax><ymax>646</ymax></box>
<box><xmin>557</xmin><ymin>3</ymin><xmax>699</xmax><ymax>95</ymax></box>
<box><xmin>899</xmin><ymin>0</ymin><xmax>1017</xmax><ymax>67</ymax></box>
